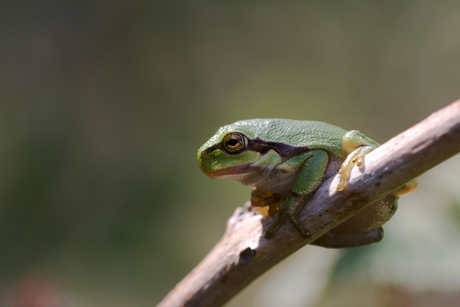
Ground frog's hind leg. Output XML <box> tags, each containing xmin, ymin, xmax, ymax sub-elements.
<box><xmin>312</xmin><ymin>194</ymin><xmax>397</xmax><ymax>248</ymax></box>
<box><xmin>250</xmin><ymin>188</ymin><xmax>282</xmax><ymax>217</ymax></box>
<box><xmin>311</xmin><ymin>227</ymin><xmax>384</xmax><ymax>248</ymax></box>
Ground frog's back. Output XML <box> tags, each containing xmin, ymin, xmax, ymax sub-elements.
<box><xmin>226</xmin><ymin>118</ymin><xmax>347</xmax><ymax>158</ymax></box>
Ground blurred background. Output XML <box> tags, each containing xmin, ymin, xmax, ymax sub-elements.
<box><xmin>1</xmin><ymin>1</ymin><xmax>459</xmax><ymax>306</ymax></box>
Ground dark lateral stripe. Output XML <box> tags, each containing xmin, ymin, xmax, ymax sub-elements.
<box><xmin>202</xmin><ymin>136</ymin><xmax>310</xmax><ymax>160</ymax></box>
<box><xmin>249</xmin><ymin>138</ymin><xmax>310</xmax><ymax>160</ymax></box>
<box><xmin>202</xmin><ymin>143</ymin><xmax>223</xmax><ymax>155</ymax></box>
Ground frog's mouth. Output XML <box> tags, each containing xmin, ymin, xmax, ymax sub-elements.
<box><xmin>205</xmin><ymin>163</ymin><xmax>262</xmax><ymax>179</ymax></box>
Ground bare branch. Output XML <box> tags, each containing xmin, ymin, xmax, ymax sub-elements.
<box><xmin>158</xmin><ymin>100</ymin><xmax>460</xmax><ymax>307</ymax></box>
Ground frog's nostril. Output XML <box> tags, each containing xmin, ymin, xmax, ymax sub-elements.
<box><xmin>201</xmin><ymin>150</ymin><xmax>207</xmax><ymax>157</ymax></box>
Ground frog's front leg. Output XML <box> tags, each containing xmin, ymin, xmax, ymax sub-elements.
<box><xmin>264</xmin><ymin>150</ymin><xmax>329</xmax><ymax>239</ymax></box>
<box><xmin>264</xmin><ymin>195</ymin><xmax>311</xmax><ymax>239</ymax></box>
<box><xmin>338</xmin><ymin>130</ymin><xmax>418</xmax><ymax>195</ymax></box>
<box><xmin>338</xmin><ymin>130</ymin><xmax>379</xmax><ymax>191</ymax></box>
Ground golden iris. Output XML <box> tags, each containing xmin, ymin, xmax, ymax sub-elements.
<box><xmin>222</xmin><ymin>133</ymin><xmax>248</xmax><ymax>154</ymax></box>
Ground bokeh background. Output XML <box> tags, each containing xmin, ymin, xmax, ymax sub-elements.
<box><xmin>1</xmin><ymin>1</ymin><xmax>460</xmax><ymax>306</ymax></box>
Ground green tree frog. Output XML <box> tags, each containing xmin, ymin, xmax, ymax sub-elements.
<box><xmin>197</xmin><ymin>119</ymin><xmax>417</xmax><ymax>248</ymax></box>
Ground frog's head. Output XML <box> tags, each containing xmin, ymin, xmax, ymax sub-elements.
<box><xmin>197</xmin><ymin>119</ymin><xmax>288</xmax><ymax>184</ymax></box>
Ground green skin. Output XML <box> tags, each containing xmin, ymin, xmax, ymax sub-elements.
<box><xmin>198</xmin><ymin>119</ymin><xmax>415</xmax><ymax>248</ymax></box>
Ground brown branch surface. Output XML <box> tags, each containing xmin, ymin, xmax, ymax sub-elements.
<box><xmin>158</xmin><ymin>100</ymin><xmax>460</xmax><ymax>307</ymax></box>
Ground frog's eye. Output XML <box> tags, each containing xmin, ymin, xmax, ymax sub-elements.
<box><xmin>222</xmin><ymin>133</ymin><xmax>248</xmax><ymax>154</ymax></box>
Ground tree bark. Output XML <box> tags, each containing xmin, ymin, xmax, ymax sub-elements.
<box><xmin>158</xmin><ymin>99</ymin><xmax>460</xmax><ymax>307</ymax></box>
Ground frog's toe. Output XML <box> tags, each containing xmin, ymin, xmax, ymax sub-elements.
<box><xmin>355</xmin><ymin>146</ymin><xmax>374</xmax><ymax>167</ymax></box>
<box><xmin>264</xmin><ymin>223</ymin><xmax>279</xmax><ymax>239</ymax></box>
<box><xmin>268</xmin><ymin>203</ymin><xmax>280</xmax><ymax>217</ymax></box>
<box><xmin>337</xmin><ymin>175</ymin><xmax>347</xmax><ymax>191</ymax></box>
<box><xmin>264</xmin><ymin>211</ymin><xmax>285</xmax><ymax>239</ymax></box>
<box><xmin>286</xmin><ymin>212</ymin><xmax>311</xmax><ymax>239</ymax></box>
<box><xmin>391</xmin><ymin>179</ymin><xmax>418</xmax><ymax>196</ymax></box>
<box><xmin>264</xmin><ymin>228</ymin><xmax>274</xmax><ymax>239</ymax></box>
<box><xmin>338</xmin><ymin>146</ymin><xmax>375</xmax><ymax>191</ymax></box>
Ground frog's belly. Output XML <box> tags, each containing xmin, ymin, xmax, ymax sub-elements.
<box><xmin>253</xmin><ymin>154</ymin><xmax>344</xmax><ymax>197</ymax></box>
<box><xmin>252</xmin><ymin>168</ymin><xmax>300</xmax><ymax>197</ymax></box>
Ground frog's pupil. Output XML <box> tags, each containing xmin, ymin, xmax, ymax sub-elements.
<box><xmin>228</xmin><ymin>139</ymin><xmax>238</xmax><ymax>146</ymax></box>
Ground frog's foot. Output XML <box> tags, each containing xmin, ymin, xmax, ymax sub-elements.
<box><xmin>264</xmin><ymin>210</ymin><xmax>285</xmax><ymax>239</ymax></box>
<box><xmin>251</xmin><ymin>189</ymin><xmax>282</xmax><ymax>217</ymax></box>
<box><xmin>391</xmin><ymin>179</ymin><xmax>418</xmax><ymax>196</ymax></box>
<box><xmin>264</xmin><ymin>199</ymin><xmax>311</xmax><ymax>239</ymax></box>
<box><xmin>338</xmin><ymin>145</ymin><xmax>375</xmax><ymax>191</ymax></box>
<box><xmin>311</xmin><ymin>227</ymin><xmax>384</xmax><ymax>248</ymax></box>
